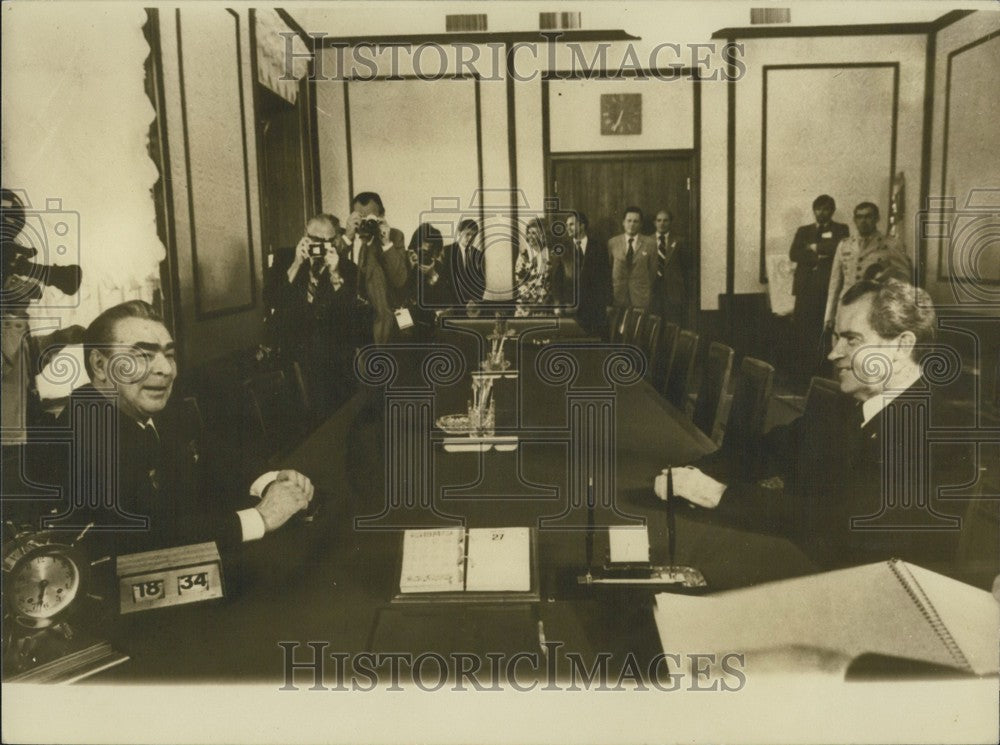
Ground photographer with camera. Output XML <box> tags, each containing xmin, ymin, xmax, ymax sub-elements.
<box><xmin>266</xmin><ymin>213</ymin><xmax>357</xmax><ymax>417</ymax></box>
<box><xmin>1</xmin><ymin>188</ymin><xmax>84</xmax><ymax>450</ymax></box>
<box><xmin>340</xmin><ymin>192</ymin><xmax>409</xmax><ymax>344</ymax></box>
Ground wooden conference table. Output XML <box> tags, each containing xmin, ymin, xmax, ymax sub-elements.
<box><xmin>98</xmin><ymin>317</ymin><xmax>817</xmax><ymax>683</ymax></box>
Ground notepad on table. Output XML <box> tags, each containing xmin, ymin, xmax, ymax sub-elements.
<box><xmin>399</xmin><ymin>527</ymin><xmax>531</xmax><ymax>594</ymax></box>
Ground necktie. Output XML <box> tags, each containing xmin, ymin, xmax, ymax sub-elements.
<box><xmin>852</xmin><ymin>401</ymin><xmax>866</xmax><ymax>431</ymax></box>
<box><xmin>626</xmin><ymin>237</ymin><xmax>634</xmax><ymax>267</ymax></box>
<box><xmin>306</xmin><ymin>267</ymin><xmax>320</xmax><ymax>304</ymax></box>
<box><xmin>575</xmin><ymin>239</ymin><xmax>582</xmax><ymax>256</ymax></box>
<box><xmin>657</xmin><ymin>235</ymin><xmax>667</xmax><ymax>277</ymax></box>
<box><xmin>141</xmin><ymin>421</ymin><xmax>161</xmax><ymax>494</ymax></box>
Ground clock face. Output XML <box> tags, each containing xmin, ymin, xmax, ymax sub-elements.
<box><xmin>601</xmin><ymin>93</ymin><xmax>642</xmax><ymax>135</ymax></box>
<box><xmin>9</xmin><ymin>552</ymin><xmax>81</xmax><ymax>620</ymax></box>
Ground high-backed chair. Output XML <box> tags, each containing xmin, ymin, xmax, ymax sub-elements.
<box><xmin>722</xmin><ymin>357</ymin><xmax>775</xmax><ymax>475</ymax></box>
<box><xmin>622</xmin><ymin>308</ymin><xmax>644</xmax><ymax>345</ymax></box>
<box><xmin>664</xmin><ymin>329</ymin><xmax>698</xmax><ymax>411</ymax></box>
<box><xmin>636</xmin><ymin>313</ymin><xmax>662</xmax><ymax>381</ymax></box>
<box><xmin>654</xmin><ymin>322</ymin><xmax>679</xmax><ymax>391</ymax></box>
<box><xmin>241</xmin><ymin>367</ymin><xmax>310</xmax><ymax>462</ymax></box>
<box><xmin>607</xmin><ymin>306</ymin><xmax>627</xmax><ymax>343</ymax></box>
<box><xmin>804</xmin><ymin>376</ymin><xmax>843</xmax><ymax>419</ymax></box>
<box><xmin>692</xmin><ymin>342</ymin><xmax>734</xmax><ymax>443</ymax></box>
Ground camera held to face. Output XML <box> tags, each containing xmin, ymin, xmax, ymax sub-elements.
<box><xmin>356</xmin><ymin>216</ymin><xmax>382</xmax><ymax>241</ymax></box>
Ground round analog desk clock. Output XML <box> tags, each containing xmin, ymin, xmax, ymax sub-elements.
<box><xmin>3</xmin><ymin>529</ymin><xmax>90</xmax><ymax>629</ymax></box>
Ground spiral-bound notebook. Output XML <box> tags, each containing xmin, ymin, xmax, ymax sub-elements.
<box><xmin>653</xmin><ymin>559</ymin><xmax>1000</xmax><ymax>676</ymax></box>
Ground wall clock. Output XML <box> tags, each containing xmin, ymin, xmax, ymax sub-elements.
<box><xmin>601</xmin><ymin>93</ymin><xmax>641</xmax><ymax>135</ymax></box>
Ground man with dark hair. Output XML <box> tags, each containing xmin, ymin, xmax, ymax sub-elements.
<box><xmin>788</xmin><ymin>194</ymin><xmax>850</xmax><ymax>374</ymax></box>
<box><xmin>650</xmin><ymin>209</ymin><xmax>690</xmax><ymax>326</ymax></box>
<box><xmin>824</xmin><ymin>201</ymin><xmax>912</xmax><ymax>328</ymax></box>
<box><xmin>608</xmin><ymin>206</ymin><xmax>656</xmax><ymax>311</ymax></box>
<box><xmin>552</xmin><ymin>212</ymin><xmax>610</xmax><ymax>335</ymax></box>
<box><xmin>265</xmin><ymin>214</ymin><xmax>358</xmax><ymax>415</ymax></box>
<box><xmin>662</xmin><ymin>279</ymin><xmax>966</xmax><ymax>571</ymax></box>
<box><xmin>341</xmin><ymin>191</ymin><xmax>409</xmax><ymax>344</ymax></box>
<box><xmin>48</xmin><ymin>300</ymin><xmax>315</xmax><ymax>556</ymax></box>
<box><xmin>438</xmin><ymin>218</ymin><xmax>484</xmax><ymax>307</ymax></box>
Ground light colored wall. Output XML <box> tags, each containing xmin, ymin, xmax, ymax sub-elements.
<box><xmin>548</xmin><ymin>77</ymin><xmax>695</xmax><ymax>152</ymax></box>
<box><xmin>730</xmin><ymin>34</ymin><xmax>927</xmax><ymax>301</ymax></box>
<box><xmin>925</xmin><ymin>11</ymin><xmax>1000</xmax><ymax>312</ymax></box>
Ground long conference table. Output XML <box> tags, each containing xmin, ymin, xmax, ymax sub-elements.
<box><xmin>97</xmin><ymin>317</ymin><xmax>817</xmax><ymax>683</ymax></box>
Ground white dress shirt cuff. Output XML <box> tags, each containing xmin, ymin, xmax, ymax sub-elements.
<box><xmin>239</xmin><ymin>470</ymin><xmax>281</xmax><ymax>542</ymax></box>
<box><xmin>237</xmin><ymin>508</ymin><xmax>266</xmax><ymax>542</ymax></box>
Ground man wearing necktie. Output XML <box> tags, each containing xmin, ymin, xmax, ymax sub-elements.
<box><xmin>40</xmin><ymin>301</ymin><xmax>315</xmax><ymax>557</ymax></box>
<box><xmin>552</xmin><ymin>212</ymin><xmax>610</xmax><ymax>335</ymax></box>
<box><xmin>661</xmin><ymin>279</ymin><xmax>968</xmax><ymax>572</ymax></box>
<box><xmin>439</xmin><ymin>218</ymin><xmax>484</xmax><ymax>308</ymax></box>
<box><xmin>608</xmin><ymin>206</ymin><xmax>657</xmax><ymax>311</ymax></box>
<box><xmin>650</xmin><ymin>209</ymin><xmax>690</xmax><ymax>327</ymax></box>
<box><xmin>265</xmin><ymin>214</ymin><xmax>358</xmax><ymax>416</ymax></box>
<box><xmin>340</xmin><ymin>192</ymin><xmax>409</xmax><ymax>344</ymax></box>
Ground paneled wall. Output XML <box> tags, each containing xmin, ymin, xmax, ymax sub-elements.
<box><xmin>157</xmin><ymin>7</ymin><xmax>265</xmax><ymax>366</ymax></box>
<box><xmin>720</xmin><ymin>34</ymin><xmax>927</xmax><ymax>300</ymax></box>
<box><xmin>924</xmin><ymin>13</ymin><xmax>1000</xmax><ymax>314</ymax></box>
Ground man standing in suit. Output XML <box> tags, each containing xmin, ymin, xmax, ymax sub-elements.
<box><xmin>650</xmin><ymin>209</ymin><xmax>690</xmax><ymax>326</ymax></box>
<box><xmin>663</xmin><ymin>279</ymin><xmax>965</xmax><ymax>571</ymax></box>
<box><xmin>789</xmin><ymin>194</ymin><xmax>850</xmax><ymax>375</ymax></box>
<box><xmin>42</xmin><ymin>301</ymin><xmax>315</xmax><ymax>557</ymax></box>
<box><xmin>553</xmin><ymin>212</ymin><xmax>610</xmax><ymax>335</ymax></box>
<box><xmin>608</xmin><ymin>207</ymin><xmax>657</xmax><ymax>311</ymax></box>
<box><xmin>266</xmin><ymin>214</ymin><xmax>358</xmax><ymax>416</ymax></box>
<box><xmin>340</xmin><ymin>191</ymin><xmax>409</xmax><ymax>344</ymax></box>
<box><xmin>438</xmin><ymin>218</ymin><xmax>484</xmax><ymax>308</ymax></box>
<box><xmin>824</xmin><ymin>201</ymin><xmax>912</xmax><ymax>329</ymax></box>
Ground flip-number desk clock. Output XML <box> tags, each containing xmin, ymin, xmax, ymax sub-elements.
<box><xmin>116</xmin><ymin>541</ymin><xmax>224</xmax><ymax>614</ymax></box>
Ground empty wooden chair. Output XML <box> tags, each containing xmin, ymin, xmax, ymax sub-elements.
<box><xmin>692</xmin><ymin>342</ymin><xmax>734</xmax><ymax>443</ymax></box>
<box><xmin>241</xmin><ymin>367</ymin><xmax>310</xmax><ymax>462</ymax></box>
<box><xmin>653</xmin><ymin>322</ymin><xmax>679</xmax><ymax>391</ymax></box>
<box><xmin>621</xmin><ymin>307</ymin><xmax>644</xmax><ymax>345</ymax></box>
<box><xmin>636</xmin><ymin>313</ymin><xmax>662</xmax><ymax>381</ymax></box>
<box><xmin>664</xmin><ymin>329</ymin><xmax>698</xmax><ymax>411</ymax></box>
<box><xmin>722</xmin><ymin>357</ymin><xmax>775</xmax><ymax>476</ymax></box>
<box><xmin>607</xmin><ymin>306</ymin><xmax>627</xmax><ymax>343</ymax></box>
<box><xmin>804</xmin><ymin>376</ymin><xmax>843</xmax><ymax>419</ymax></box>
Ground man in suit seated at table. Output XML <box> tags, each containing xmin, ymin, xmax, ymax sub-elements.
<box><xmin>35</xmin><ymin>301</ymin><xmax>315</xmax><ymax>557</ymax></box>
<box><xmin>661</xmin><ymin>279</ymin><xmax>966</xmax><ymax>570</ymax></box>
<box><xmin>551</xmin><ymin>212</ymin><xmax>611</xmax><ymax>335</ymax></box>
<box><xmin>609</xmin><ymin>207</ymin><xmax>657</xmax><ymax>312</ymax></box>
<box><xmin>264</xmin><ymin>213</ymin><xmax>358</xmax><ymax>415</ymax></box>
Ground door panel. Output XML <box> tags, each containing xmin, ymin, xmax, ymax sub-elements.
<box><xmin>550</xmin><ymin>154</ymin><xmax>696</xmax><ymax>313</ymax></box>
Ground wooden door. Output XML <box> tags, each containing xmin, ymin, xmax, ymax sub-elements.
<box><xmin>256</xmin><ymin>84</ymin><xmax>311</xmax><ymax>260</ymax></box>
<box><xmin>549</xmin><ymin>153</ymin><xmax>697</xmax><ymax>312</ymax></box>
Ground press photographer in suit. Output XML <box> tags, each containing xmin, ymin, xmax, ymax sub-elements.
<box><xmin>662</xmin><ymin>279</ymin><xmax>965</xmax><ymax>571</ymax></box>
<box><xmin>265</xmin><ymin>214</ymin><xmax>358</xmax><ymax>415</ymax></box>
<box><xmin>42</xmin><ymin>301</ymin><xmax>315</xmax><ymax>558</ymax></box>
<box><xmin>650</xmin><ymin>209</ymin><xmax>690</xmax><ymax>326</ymax></box>
<box><xmin>339</xmin><ymin>192</ymin><xmax>409</xmax><ymax>344</ymax></box>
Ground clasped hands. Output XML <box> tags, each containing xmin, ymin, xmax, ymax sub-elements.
<box><xmin>255</xmin><ymin>470</ymin><xmax>315</xmax><ymax>532</ymax></box>
<box><xmin>654</xmin><ymin>466</ymin><xmax>727</xmax><ymax>509</ymax></box>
